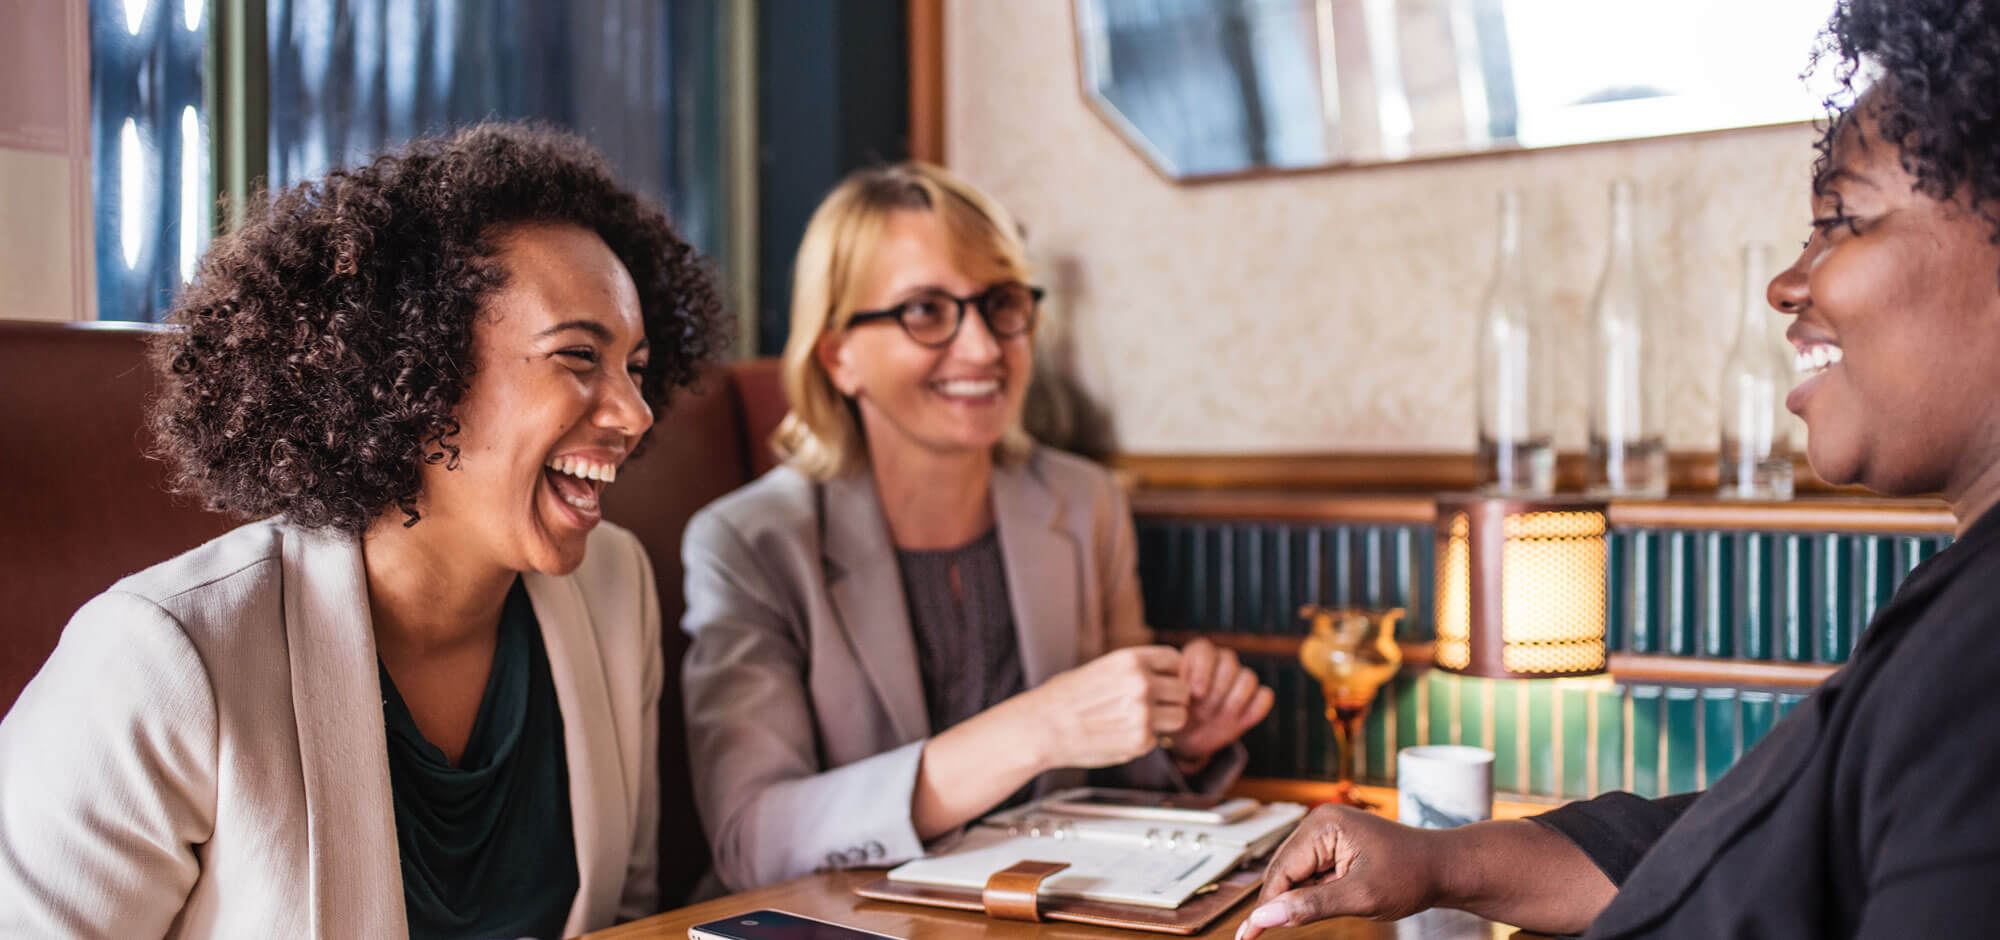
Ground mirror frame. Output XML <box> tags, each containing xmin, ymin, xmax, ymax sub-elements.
<box><xmin>1067</xmin><ymin>0</ymin><xmax>1824</xmax><ymax>184</ymax></box>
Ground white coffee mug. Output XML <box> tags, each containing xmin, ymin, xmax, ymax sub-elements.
<box><xmin>1397</xmin><ymin>745</ymin><xmax>1494</xmax><ymax>830</ymax></box>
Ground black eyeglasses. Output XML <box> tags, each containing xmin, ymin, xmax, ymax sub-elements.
<box><xmin>846</xmin><ymin>282</ymin><xmax>1045</xmax><ymax>348</ymax></box>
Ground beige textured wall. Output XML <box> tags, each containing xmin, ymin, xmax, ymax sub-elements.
<box><xmin>0</xmin><ymin>148</ymin><xmax>79</xmax><ymax>321</ymax></box>
<box><xmin>948</xmin><ymin>0</ymin><xmax>1816</xmax><ymax>454</ymax></box>
<box><xmin>0</xmin><ymin>0</ymin><xmax>92</xmax><ymax>322</ymax></box>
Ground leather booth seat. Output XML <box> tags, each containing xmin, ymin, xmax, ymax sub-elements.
<box><xmin>0</xmin><ymin>319</ymin><xmax>786</xmax><ymax>906</ymax></box>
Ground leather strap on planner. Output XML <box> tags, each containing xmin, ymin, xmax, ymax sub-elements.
<box><xmin>981</xmin><ymin>860</ymin><xmax>1071</xmax><ymax>921</ymax></box>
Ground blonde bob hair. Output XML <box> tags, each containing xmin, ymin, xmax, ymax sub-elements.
<box><xmin>773</xmin><ymin>161</ymin><xmax>1037</xmax><ymax>480</ymax></box>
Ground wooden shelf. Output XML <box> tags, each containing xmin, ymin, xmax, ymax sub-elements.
<box><xmin>1111</xmin><ymin>451</ymin><xmax>1874</xmax><ymax>496</ymax></box>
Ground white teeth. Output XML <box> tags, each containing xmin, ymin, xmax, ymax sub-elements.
<box><xmin>1795</xmin><ymin>345</ymin><xmax>1842</xmax><ymax>375</ymax></box>
<box><xmin>545</xmin><ymin>456</ymin><xmax>618</xmax><ymax>484</ymax></box>
<box><xmin>936</xmin><ymin>379</ymin><xmax>1001</xmax><ymax>398</ymax></box>
<box><xmin>559</xmin><ymin>491</ymin><xmax>598</xmax><ymax>511</ymax></box>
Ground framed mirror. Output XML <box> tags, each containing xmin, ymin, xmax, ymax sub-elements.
<box><xmin>1075</xmin><ymin>0</ymin><xmax>1840</xmax><ymax>181</ymax></box>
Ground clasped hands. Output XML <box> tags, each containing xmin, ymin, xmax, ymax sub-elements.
<box><xmin>1024</xmin><ymin>638</ymin><xmax>1275</xmax><ymax>774</ymax></box>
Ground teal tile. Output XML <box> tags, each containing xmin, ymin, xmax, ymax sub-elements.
<box><xmin>1294</xmin><ymin>670</ymin><xmax>1326</xmax><ymax>780</ymax></box>
<box><xmin>1665</xmin><ymin>687</ymin><xmax>1700</xmax><ymax>794</ymax></box>
<box><xmin>1630</xmin><ymin>531</ymin><xmax>1659</xmax><ymax>653</ymax></box>
<box><xmin>1739</xmin><ymin>534</ymin><xmax>1773</xmax><ymax>660</ymax></box>
<box><xmin>1777</xmin><ymin>691</ymin><xmax>1808</xmax><ymax>719</ymax></box>
<box><xmin>1740</xmin><ymin>690</ymin><xmax>1777</xmax><ymax>755</ymax></box>
<box><xmin>1360</xmin><ymin>526</ymin><xmax>1385</xmax><ymax>608</ymax></box>
<box><xmin>1428</xmin><ymin>671</ymin><xmax>1457</xmax><ymax>746</ymax></box>
<box><xmin>1702</xmin><ymin>532</ymin><xmax>1733</xmax><ymax>657</ymax></box>
<box><xmin>1301</xmin><ymin>527</ymin><xmax>1324</xmax><ymax>605</ymax></box>
<box><xmin>1860</xmin><ymin>535</ymin><xmax>1894</xmax><ymax>630</ymax></box>
<box><xmin>1595</xmin><ymin>686</ymin><xmax>1625</xmax><ymax>795</ymax></box>
<box><xmin>1527</xmin><ymin>682</ymin><xmax>1556</xmax><ymax>797</ymax></box>
<box><xmin>1492</xmin><ymin>679</ymin><xmax>1520</xmax><ymax>793</ymax></box>
<box><xmin>1630</xmin><ymin>685</ymin><xmax>1662</xmax><ymax>797</ymax></box>
<box><xmin>1364</xmin><ymin>683</ymin><xmax>1390</xmax><ymax>783</ymax></box>
<box><xmin>1817</xmin><ymin>533</ymin><xmax>1852</xmax><ymax>663</ymax></box>
<box><xmin>1395</xmin><ymin>674</ymin><xmax>1421</xmax><ymax>762</ymax></box>
<box><xmin>1562</xmin><ymin>687</ymin><xmax>1592</xmax><ymax>799</ymax></box>
<box><xmin>1606</xmin><ymin>531</ymin><xmax>1629</xmax><ymax>652</ymax></box>
<box><xmin>1780</xmin><ymin>534</ymin><xmax>1812</xmax><ymax>662</ymax></box>
<box><xmin>1666</xmin><ymin>531</ymin><xmax>1698</xmax><ymax>655</ymax></box>
<box><xmin>1459</xmin><ymin>676</ymin><xmax>1490</xmax><ymax>753</ymax></box>
<box><xmin>1325</xmin><ymin>526</ymin><xmax>1353</xmax><ymax>607</ymax></box>
<box><xmin>1701</xmin><ymin>688</ymin><xmax>1739</xmax><ymax>787</ymax></box>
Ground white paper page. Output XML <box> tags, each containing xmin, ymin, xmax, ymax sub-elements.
<box><xmin>983</xmin><ymin>800</ymin><xmax>1306</xmax><ymax>857</ymax></box>
<box><xmin>886</xmin><ymin>827</ymin><xmax>1246</xmax><ymax>909</ymax></box>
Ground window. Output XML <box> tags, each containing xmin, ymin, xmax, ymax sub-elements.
<box><xmin>90</xmin><ymin>0</ymin><xmax>210</xmax><ymax>322</ymax></box>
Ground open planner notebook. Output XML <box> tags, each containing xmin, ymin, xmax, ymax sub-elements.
<box><xmin>882</xmin><ymin>793</ymin><xmax>1306</xmax><ymax>910</ymax></box>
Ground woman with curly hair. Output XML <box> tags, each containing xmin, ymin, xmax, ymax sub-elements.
<box><xmin>1238</xmin><ymin>3</ymin><xmax>2000</xmax><ymax>938</ymax></box>
<box><xmin>0</xmin><ymin>124</ymin><xmax>725</xmax><ymax>939</ymax></box>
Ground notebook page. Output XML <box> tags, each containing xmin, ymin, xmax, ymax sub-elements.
<box><xmin>885</xmin><ymin>826</ymin><xmax>1246</xmax><ymax>909</ymax></box>
<box><xmin>983</xmin><ymin>800</ymin><xmax>1306</xmax><ymax>857</ymax></box>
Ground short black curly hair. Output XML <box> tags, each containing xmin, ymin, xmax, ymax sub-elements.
<box><xmin>150</xmin><ymin>122</ymin><xmax>729</xmax><ymax>534</ymax></box>
<box><xmin>1813</xmin><ymin>0</ymin><xmax>2000</xmax><ymax>241</ymax></box>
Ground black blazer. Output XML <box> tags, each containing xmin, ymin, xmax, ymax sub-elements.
<box><xmin>1534</xmin><ymin>506</ymin><xmax>2000</xmax><ymax>938</ymax></box>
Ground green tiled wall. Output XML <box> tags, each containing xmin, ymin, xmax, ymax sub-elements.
<box><xmin>1137</xmin><ymin>517</ymin><xmax>1949</xmax><ymax>798</ymax></box>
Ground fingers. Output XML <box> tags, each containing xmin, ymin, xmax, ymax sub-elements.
<box><xmin>1256</xmin><ymin>807</ymin><xmax>1342</xmax><ymax>905</ymax></box>
<box><xmin>1181</xmin><ymin>637</ymin><xmax>1217</xmax><ymax>698</ymax></box>
<box><xmin>1240</xmin><ymin>686</ymin><xmax>1276</xmax><ymax>733</ymax></box>
<box><xmin>1218</xmin><ymin>666</ymin><xmax>1260</xmax><ymax>717</ymax></box>
<box><xmin>1140</xmin><ymin>663</ymin><xmax>1187</xmax><ymax>706</ymax></box>
<box><xmin>1125</xmin><ymin>644</ymin><xmax>1184</xmax><ymax>676</ymax></box>
<box><xmin>1238</xmin><ymin>884</ymin><xmax>1357</xmax><ymax>940</ymax></box>
<box><xmin>1148</xmin><ymin>702</ymin><xmax>1189</xmax><ymax>733</ymax></box>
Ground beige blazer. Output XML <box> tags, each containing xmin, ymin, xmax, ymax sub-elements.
<box><xmin>0</xmin><ymin>518</ymin><xmax>661</xmax><ymax>939</ymax></box>
<box><xmin>681</xmin><ymin>447</ymin><xmax>1243</xmax><ymax>893</ymax></box>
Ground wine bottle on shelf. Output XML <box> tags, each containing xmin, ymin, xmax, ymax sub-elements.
<box><xmin>1477</xmin><ymin>189</ymin><xmax>1554</xmax><ymax>496</ymax></box>
<box><xmin>1586</xmin><ymin>179</ymin><xmax>1667</xmax><ymax>498</ymax></box>
<box><xmin>1718</xmin><ymin>243</ymin><xmax>1795</xmax><ymax>500</ymax></box>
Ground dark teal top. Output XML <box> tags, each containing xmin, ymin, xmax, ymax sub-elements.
<box><xmin>379</xmin><ymin>578</ymin><xmax>578</xmax><ymax>940</ymax></box>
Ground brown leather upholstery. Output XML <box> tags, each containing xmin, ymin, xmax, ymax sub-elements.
<box><xmin>0</xmin><ymin>319</ymin><xmax>785</xmax><ymax>908</ymax></box>
<box><xmin>0</xmin><ymin>322</ymin><xmax>240</xmax><ymax>714</ymax></box>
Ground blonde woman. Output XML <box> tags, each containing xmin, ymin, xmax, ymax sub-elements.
<box><xmin>680</xmin><ymin>163</ymin><xmax>1273</xmax><ymax>892</ymax></box>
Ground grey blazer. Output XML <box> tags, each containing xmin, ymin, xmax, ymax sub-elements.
<box><xmin>681</xmin><ymin>446</ymin><xmax>1243</xmax><ymax>892</ymax></box>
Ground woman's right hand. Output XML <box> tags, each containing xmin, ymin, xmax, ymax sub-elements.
<box><xmin>1236</xmin><ymin>804</ymin><xmax>1444</xmax><ymax>939</ymax></box>
<box><xmin>1019</xmin><ymin>645</ymin><xmax>1189</xmax><ymax>770</ymax></box>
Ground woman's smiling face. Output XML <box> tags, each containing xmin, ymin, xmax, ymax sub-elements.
<box><xmin>409</xmin><ymin>222</ymin><xmax>655</xmax><ymax>576</ymax></box>
<box><xmin>1769</xmin><ymin>101</ymin><xmax>2000</xmax><ymax>499</ymax></box>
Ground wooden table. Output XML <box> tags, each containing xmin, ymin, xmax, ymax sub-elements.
<box><xmin>583</xmin><ymin>785</ymin><xmax>1556</xmax><ymax>940</ymax></box>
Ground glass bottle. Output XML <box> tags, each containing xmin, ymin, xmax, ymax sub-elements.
<box><xmin>1477</xmin><ymin>190</ymin><xmax>1554</xmax><ymax>496</ymax></box>
<box><xmin>1587</xmin><ymin>179</ymin><xmax>1667</xmax><ymax>498</ymax></box>
<box><xmin>1718</xmin><ymin>243</ymin><xmax>1795</xmax><ymax>499</ymax></box>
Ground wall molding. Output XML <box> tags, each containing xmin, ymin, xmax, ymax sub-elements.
<box><xmin>1119</xmin><ymin>453</ymin><xmax>1954</xmax><ymax>535</ymax></box>
<box><xmin>1111</xmin><ymin>451</ymin><xmax>1873</xmax><ymax>496</ymax></box>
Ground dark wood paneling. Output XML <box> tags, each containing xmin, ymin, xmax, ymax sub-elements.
<box><xmin>907</xmin><ymin>0</ymin><xmax>944</xmax><ymax>164</ymax></box>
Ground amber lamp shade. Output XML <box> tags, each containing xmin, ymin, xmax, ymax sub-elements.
<box><xmin>1434</xmin><ymin>494</ymin><xmax>1609</xmax><ymax>679</ymax></box>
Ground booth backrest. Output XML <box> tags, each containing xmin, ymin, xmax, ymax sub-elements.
<box><xmin>0</xmin><ymin>319</ymin><xmax>785</xmax><ymax>905</ymax></box>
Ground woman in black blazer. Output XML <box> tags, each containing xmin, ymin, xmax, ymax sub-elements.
<box><xmin>1241</xmin><ymin>3</ymin><xmax>2000</xmax><ymax>938</ymax></box>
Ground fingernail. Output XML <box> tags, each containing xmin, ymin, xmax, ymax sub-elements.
<box><xmin>1250</xmin><ymin>903</ymin><xmax>1289</xmax><ymax>927</ymax></box>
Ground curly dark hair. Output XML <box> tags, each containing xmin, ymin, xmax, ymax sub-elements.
<box><xmin>150</xmin><ymin>122</ymin><xmax>729</xmax><ymax>533</ymax></box>
<box><xmin>1813</xmin><ymin>0</ymin><xmax>2000</xmax><ymax>242</ymax></box>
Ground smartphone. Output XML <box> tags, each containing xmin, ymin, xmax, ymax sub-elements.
<box><xmin>1042</xmin><ymin>787</ymin><xmax>1259</xmax><ymax>823</ymax></box>
<box><xmin>688</xmin><ymin>909</ymin><xmax>903</xmax><ymax>940</ymax></box>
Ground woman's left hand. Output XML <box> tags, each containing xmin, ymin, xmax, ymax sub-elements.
<box><xmin>1167</xmin><ymin>638</ymin><xmax>1274</xmax><ymax>772</ymax></box>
